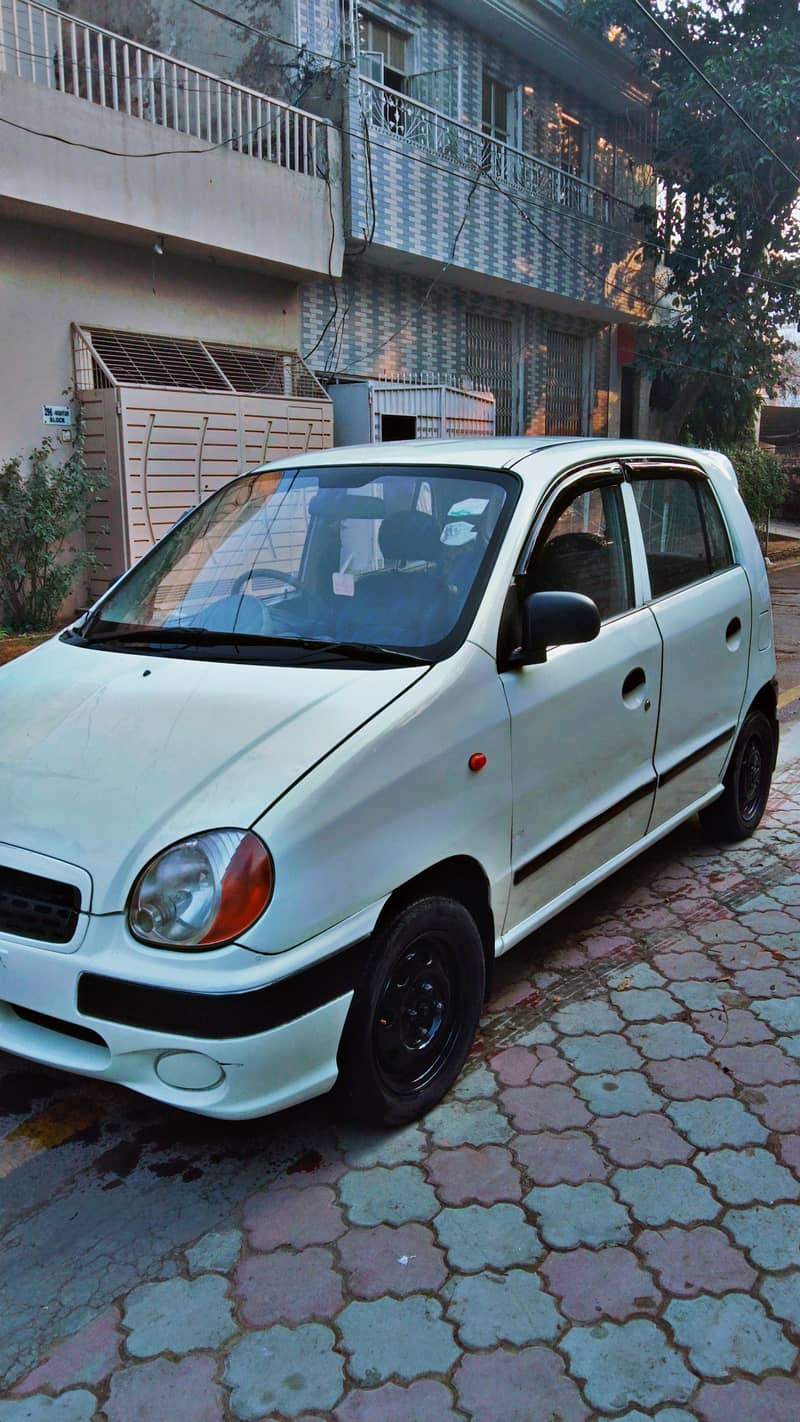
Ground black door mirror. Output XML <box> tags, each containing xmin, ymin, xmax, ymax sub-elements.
<box><xmin>513</xmin><ymin>590</ymin><xmax>601</xmax><ymax>665</ymax></box>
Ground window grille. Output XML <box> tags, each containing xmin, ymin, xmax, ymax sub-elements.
<box><xmin>545</xmin><ymin>330</ymin><xmax>586</xmax><ymax>436</ymax></box>
<box><xmin>72</xmin><ymin>326</ymin><xmax>326</xmax><ymax>398</ymax></box>
<box><xmin>465</xmin><ymin>313</ymin><xmax>514</xmax><ymax>436</ymax></box>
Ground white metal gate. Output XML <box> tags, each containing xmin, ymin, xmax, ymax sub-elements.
<box><xmin>73</xmin><ymin>325</ymin><xmax>332</xmax><ymax>597</ymax></box>
<box><xmin>545</xmin><ymin>329</ymin><xmax>587</xmax><ymax>435</ymax></box>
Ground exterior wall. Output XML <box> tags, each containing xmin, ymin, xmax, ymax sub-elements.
<box><xmin>0</xmin><ymin>71</ymin><xmax>343</xmax><ymax>282</ymax></box>
<box><xmin>303</xmin><ymin>263</ymin><xmax>613</xmax><ymax>437</ymax></box>
<box><xmin>298</xmin><ymin>0</ymin><xmax>654</xmax><ymax>434</ymax></box>
<box><xmin>333</xmin><ymin>0</ymin><xmax>652</xmax><ymax>316</ymax></box>
<box><xmin>0</xmin><ymin>217</ymin><xmax>301</xmax><ymax>465</ymax></box>
<box><xmin>56</xmin><ymin>0</ymin><xmax>299</xmax><ymax>100</ymax></box>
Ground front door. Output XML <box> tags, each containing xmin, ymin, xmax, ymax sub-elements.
<box><xmin>628</xmin><ymin>466</ymin><xmax>752</xmax><ymax>829</ymax></box>
<box><xmin>502</xmin><ymin>472</ymin><xmax>661</xmax><ymax>931</ymax></box>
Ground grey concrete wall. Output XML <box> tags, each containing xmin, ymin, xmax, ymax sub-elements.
<box><xmin>57</xmin><ymin>0</ymin><xmax>299</xmax><ymax>101</ymax></box>
<box><xmin>0</xmin><ymin>72</ymin><xmax>343</xmax><ymax>282</ymax></box>
<box><xmin>0</xmin><ymin>217</ymin><xmax>302</xmax><ymax>465</ymax></box>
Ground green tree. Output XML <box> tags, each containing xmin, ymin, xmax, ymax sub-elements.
<box><xmin>576</xmin><ymin>0</ymin><xmax>800</xmax><ymax>443</ymax></box>
<box><xmin>0</xmin><ymin>423</ymin><xmax>106</xmax><ymax>633</ymax></box>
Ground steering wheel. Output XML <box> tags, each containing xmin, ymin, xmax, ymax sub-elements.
<box><xmin>230</xmin><ymin>566</ymin><xmax>330</xmax><ymax>627</ymax></box>
<box><xmin>231</xmin><ymin>567</ymin><xmax>302</xmax><ymax>597</ymax></box>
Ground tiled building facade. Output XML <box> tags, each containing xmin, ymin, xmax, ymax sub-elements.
<box><xmin>299</xmin><ymin>0</ymin><xmax>655</xmax><ymax>437</ymax></box>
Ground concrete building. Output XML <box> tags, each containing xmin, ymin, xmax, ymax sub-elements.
<box><xmin>0</xmin><ymin>0</ymin><xmax>343</xmax><ymax>473</ymax></box>
<box><xmin>300</xmin><ymin>0</ymin><xmax>657</xmax><ymax>438</ymax></box>
<box><xmin>0</xmin><ymin>0</ymin><xmax>656</xmax><ymax>619</ymax></box>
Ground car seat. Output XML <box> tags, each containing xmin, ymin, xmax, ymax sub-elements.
<box><xmin>348</xmin><ymin>510</ymin><xmax>451</xmax><ymax>645</ymax></box>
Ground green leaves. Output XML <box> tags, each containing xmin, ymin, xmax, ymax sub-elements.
<box><xmin>0</xmin><ymin>419</ymin><xmax>107</xmax><ymax>633</ymax></box>
<box><xmin>576</xmin><ymin>0</ymin><xmax>800</xmax><ymax>442</ymax></box>
<box><xmin>723</xmin><ymin>445</ymin><xmax>787</xmax><ymax>533</ymax></box>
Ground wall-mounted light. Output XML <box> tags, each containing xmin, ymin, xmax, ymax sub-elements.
<box><xmin>153</xmin><ymin>235</ymin><xmax>165</xmax><ymax>256</ymax></box>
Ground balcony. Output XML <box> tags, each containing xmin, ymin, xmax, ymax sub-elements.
<box><xmin>0</xmin><ymin>0</ymin><xmax>343</xmax><ymax>281</ymax></box>
<box><xmin>360</xmin><ymin>77</ymin><xmax>640</xmax><ymax>228</ymax></box>
<box><xmin>350</xmin><ymin>77</ymin><xmax>653</xmax><ymax>322</ymax></box>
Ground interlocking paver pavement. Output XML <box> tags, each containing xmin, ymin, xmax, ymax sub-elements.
<box><xmin>8</xmin><ymin>744</ymin><xmax>800</xmax><ymax>1418</ymax></box>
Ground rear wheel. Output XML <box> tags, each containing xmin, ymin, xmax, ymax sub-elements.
<box><xmin>336</xmin><ymin>895</ymin><xmax>485</xmax><ymax>1126</ymax></box>
<box><xmin>699</xmin><ymin>709</ymin><xmax>775</xmax><ymax>842</ymax></box>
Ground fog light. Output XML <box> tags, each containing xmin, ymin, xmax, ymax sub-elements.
<box><xmin>155</xmin><ymin>1051</ymin><xmax>225</xmax><ymax>1091</ymax></box>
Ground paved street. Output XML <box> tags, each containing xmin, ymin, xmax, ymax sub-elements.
<box><xmin>770</xmin><ymin>559</ymin><xmax>800</xmax><ymax>724</ymax></box>
<box><xmin>2</xmin><ymin>593</ymin><xmax>800</xmax><ymax>1417</ymax></box>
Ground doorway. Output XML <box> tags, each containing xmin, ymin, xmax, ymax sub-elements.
<box><xmin>381</xmin><ymin>414</ymin><xmax>417</xmax><ymax>442</ymax></box>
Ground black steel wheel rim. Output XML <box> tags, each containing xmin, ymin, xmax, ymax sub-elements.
<box><xmin>739</xmin><ymin>732</ymin><xmax>767</xmax><ymax>823</ymax></box>
<box><xmin>373</xmin><ymin>932</ymin><xmax>463</xmax><ymax>1096</ymax></box>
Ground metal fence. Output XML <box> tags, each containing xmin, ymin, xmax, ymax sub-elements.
<box><xmin>0</xmin><ymin>0</ymin><xmax>328</xmax><ymax>174</ymax></box>
<box><xmin>360</xmin><ymin>76</ymin><xmax>638</xmax><ymax>226</ymax></box>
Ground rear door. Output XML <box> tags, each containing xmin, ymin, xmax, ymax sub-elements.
<box><xmin>627</xmin><ymin>462</ymin><xmax>751</xmax><ymax>830</ymax></box>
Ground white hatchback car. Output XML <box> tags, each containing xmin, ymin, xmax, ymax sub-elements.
<box><xmin>0</xmin><ymin>438</ymin><xmax>778</xmax><ymax>1124</ymax></box>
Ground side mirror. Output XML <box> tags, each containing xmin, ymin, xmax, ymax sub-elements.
<box><xmin>513</xmin><ymin>590</ymin><xmax>601</xmax><ymax>666</ymax></box>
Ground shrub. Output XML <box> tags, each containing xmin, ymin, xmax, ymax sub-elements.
<box><xmin>0</xmin><ymin>421</ymin><xmax>106</xmax><ymax>633</ymax></box>
<box><xmin>721</xmin><ymin>444</ymin><xmax>787</xmax><ymax>534</ymax></box>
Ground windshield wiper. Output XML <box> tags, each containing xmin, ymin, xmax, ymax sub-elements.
<box><xmin>76</xmin><ymin>625</ymin><xmax>428</xmax><ymax>664</ymax></box>
<box><xmin>303</xmin><ymin>640</ymin><xmax>429</xmax><ymax>667</ymax></box>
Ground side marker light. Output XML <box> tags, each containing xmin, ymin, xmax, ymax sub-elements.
<box><xmin>469</xmin><ymin>753</ymin><xmax>488</xmax><ymax>773</ymax></box>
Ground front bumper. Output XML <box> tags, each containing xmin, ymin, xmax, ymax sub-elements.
<box><xmin>0</xmin><ymin>920</ymin><xmax>370</xmax><ymax>1119</ymax></box>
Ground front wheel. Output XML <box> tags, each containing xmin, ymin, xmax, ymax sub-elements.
<box><xmin>336</xmin><ymin>895</ymin><xmax>486</xmax><ymax>1126</ymax></box>
<box><xmin>699</xmin><ymin>709</ymin><xmax>776</xmax><ymax>842</ymax></box>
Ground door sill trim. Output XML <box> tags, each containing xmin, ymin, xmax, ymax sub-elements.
<box><xmin>497</xmin><ymin>784</ymin><xmax>723</xmax><ymax>957</ymax></box>
<box><xmin>512</xmin><ymin>777</ymin><xmax>657</xmax><ymax>887</ymax></box>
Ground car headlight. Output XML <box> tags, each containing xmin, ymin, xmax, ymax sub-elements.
<box><xmin>128</xmin><ymin>829</ymin><xmax>273</xmax><ymax>949</ymax></box>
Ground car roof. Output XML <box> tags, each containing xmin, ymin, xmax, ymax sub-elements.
<box><xmin>253</xmin><ymin>437</ymin><xmax>714</xmax><ymax>477</ymax></box>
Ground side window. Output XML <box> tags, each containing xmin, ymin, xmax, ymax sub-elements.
<box><xmin>698</xmin><ymin>482</ymin><xmax>734</xmax><ymax>572</ymax></box>
<box><xmin>526</xmin><ymin>483</ymin><xmax>633</xmax><ymax>621</ymax></box>
<box><xmin>631</xmin><ymin>475</ymin><xmax>732</xmax><ymax>598</ymax></box>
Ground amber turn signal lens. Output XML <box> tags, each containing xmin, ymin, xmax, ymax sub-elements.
<box><xmin>199</xmin><ymin>833</ymin><xmax>274</xmax><ymax>945</ymax></box>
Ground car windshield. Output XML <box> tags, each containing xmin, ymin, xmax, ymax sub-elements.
<box><xmin>81</xmin><ymin>464</ymin><xmax>519</xmax><ymax>665</ymax></box>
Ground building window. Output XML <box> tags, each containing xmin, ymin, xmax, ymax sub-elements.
<box><xmin>465</xmin><ymin>312</ymin><xmax>514</xmax><ymax>436</ymax></box>
<box><xmin>545</xmin><ymin>329</ymin><xmax>587</xmax><ymax>436</ymax></box>
<box><xmin>482</xmin><ymin>76</ymin><xmax>513</xmax><ymax>145</ymax></box>
<box><xmin>559</xmin><ymin>111</ymin><xmax>585</xmax><ymax>177</ymax></box>
<box><xmin>358</xmin><ymin>11</ymin><xmax>409</xmax><ymax>92</ymax></box>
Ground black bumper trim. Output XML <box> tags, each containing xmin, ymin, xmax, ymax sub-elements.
<box><xmin>77</xmin><ymin>940</ymin><xmax>370</xmax><ymax>1040</ymax></box>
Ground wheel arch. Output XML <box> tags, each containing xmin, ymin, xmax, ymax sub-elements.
<box><xmin>745</xmin><ymin>679</ymin><xmax>779</xmax><ymax>768</ymax></box>
<box><xmin>375</xmin><ymin>855</ymin><xmax>496</xmax><ymax>997</ymax></box>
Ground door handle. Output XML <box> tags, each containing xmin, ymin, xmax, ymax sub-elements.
<box><xmin>726</xmin><ymin>616</ymin><xmax>742</xmax><ymax>648</ymax></box>
<box><xmin>622</xmin><ymin>667</ymin><xmax>648</xmax><ymax>709</ymax></box>
<box><xmin>622</xmin><ymin>667</ymin><xmax>646</xmax><ymax>698</ymax></box>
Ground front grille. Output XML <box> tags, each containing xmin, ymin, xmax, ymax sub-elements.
<box><xmin>0</xmin><ymin>866</ymin><xmax>81</xmax><ymax>944</ymax></box>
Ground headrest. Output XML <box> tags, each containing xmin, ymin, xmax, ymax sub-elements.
<box><xmin>379</xmin><ymin>510</ymin><xmax>441</xmax><ymax>564</ymax></box>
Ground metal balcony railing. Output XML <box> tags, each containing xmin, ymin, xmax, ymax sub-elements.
<box><xmin>0</xmin><ymin>0</ymin><xmax>329</xmax><ymax>175</ymax></box>
<box><xmin>360</xmin><ymin>76</ymin><xmax>639</xmax><ymax>226</ymax></box>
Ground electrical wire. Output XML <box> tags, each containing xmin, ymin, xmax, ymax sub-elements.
<box><xmin>3</xmin><ymin>85</ymin><xmax>796</xmax><ymax>306</ymax></box>
<box><xmin>0</xmin><ymin>108</ymin><xmax>286</xmax><ymax>158</ymax></box>
<box><xmin>628</xmin><ymin>0</ymin><xmax>800</xmax><ymax>188</ymax></box>
<box><xmin>332</xmin><ymin>166</ymin><xmax>484</xmax><ymax>376</ymax></box>
<box><xmin>180</xmin><ymin>0</ymin><xmax>349</xmax><ymax>72</ymax></box>
<box><xmin>302</xmin><ymin>168</ymin><xmax>341</xmax><ymax>364</ymax></box>
<box><xmin>337</xmin><ymin>120</ymin><xmax>799</xmax><ymax>300</ymax></box>
<box><xmin>4</xmin><ymin>32</ymin><xmax>797</xmax><ymax>301</ymax></box>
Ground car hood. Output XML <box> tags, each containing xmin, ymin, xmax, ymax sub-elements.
<box><xmin>0</xmin><ymin>637</ymin><xmax>426</xmax><ymax>912</ymax></box>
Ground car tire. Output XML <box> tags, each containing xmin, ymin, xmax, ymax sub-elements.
<box><xmin>336</xmin><ymin>895</ymin><xmax>486</xmax><ymax>1126</ymax></box>
<box><xmin>699</xmin><ymin>709</ymin><xmax>775</xmax><ymax>842</ymax></box>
